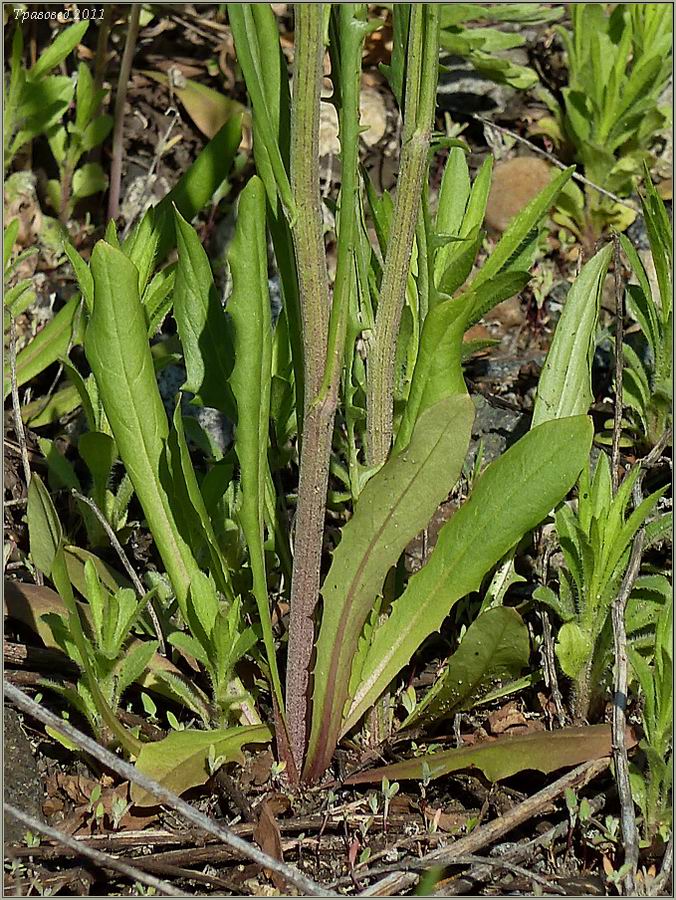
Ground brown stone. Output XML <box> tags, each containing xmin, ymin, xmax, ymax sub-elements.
<box><xmin>485</xmin><ymin>156</ymin><xmax>554</xmax><ymax>233</ymax></box>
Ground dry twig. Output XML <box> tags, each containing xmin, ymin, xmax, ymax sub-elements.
<box><xmin>3</xmin><ymin>681</ymin><xmax>337</xmax><ymax>897</ymax></box>
<box><xmin>359</xmin><ymin>757</ymin><xmax>611</xmax><ymax>896</ymax></box>
<box><xmin>611</xmin><ymin>531</ymin><xmax>644</xmax><ymax>894</ymax></box>
<box><xmin>5</xmin><ymin>804</ymin><xmax>184</xmax><ymax>897</ymax></box>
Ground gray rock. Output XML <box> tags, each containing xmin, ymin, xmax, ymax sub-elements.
<box><xmin>4</xmin><ymin>707</ymin><xmax>44</xmax><ymax>845</ymax></box>
<box><xmin>468</xmin><ymin>394</ymin><xmax>528</xmax><ymax>468</ymax></box>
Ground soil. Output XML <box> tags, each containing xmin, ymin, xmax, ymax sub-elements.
<box><xmin>3</xmin><ymin>4</ymin><xmax>672</xmax><ymax>897</ymax></box>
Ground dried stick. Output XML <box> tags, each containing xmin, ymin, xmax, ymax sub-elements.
<box><xmin>611</xmin><ymin>234</ymin><xmax>625</xmax><ymax>493</ymax></box>
<box><xmin>434</xmin><ymin>794</ymin><xmax>606</xmax><ymax>896</ymax></box>
<box><xmin>360</xmin><ymin>757</ymin><xmax>610</xmax><ymax>896</ymax></box>
<box><xmin>3</xmin><ymin>681</ymin><xmax>337</xmax><ymax>897</ymax></box>
<box><xmin>107</xmin><ymin>4</ymin><xmax>141</xmax><ymax>221</ymax></box>
<box><xmin>8</xmin><ymin>318</ymin><xmax>32</xmax><ymax>493</ymax></box>
<box><xmin>654</xmin><ymin>832</ymin><xmax>673</xmax><ymax>894</ymax></box>
<box><xmin>8</xmin><ymin>316</ymin><xmax>42</xmax><ymax>587</ymax></box>
<box><xmin>471</xmin><ymin>114</ymin><xmax>641</xmax><ymax>215</ymax></box>
<box><xmin>70</xmin><ymin>488</ymin><xmax>165</xmax><ymax>655</ymax></box>
<box><xmin>5</xmin><ymin>804</ymin><xmax>184</xmax><ymax>897</ymax></box>
<box><xmin>611</xmin><ymin>531</ymin><xmax>644</xmax><ymax>894</ymax></box>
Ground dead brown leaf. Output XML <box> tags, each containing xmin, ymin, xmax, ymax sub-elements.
<box><xmin>253</xmin><ymin>799</ymin><xmax>285</xmax><ymax>891</ymax></box>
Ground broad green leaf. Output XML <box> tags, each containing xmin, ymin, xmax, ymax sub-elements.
<box><xmin>85</xmin><ymin>241</ymin><xmax>200</xmax><ymax>613</ymax></box>
<box><xmin>132</xmin><ymin>724</ymin><xmax>271</xmax><ymax>806</ymax></box>
<box><xmin>226</xmin><ymin>176</ymin><xmax>283</xmax><ymax>712</ymax></box>
<box><xmin>532</xmin><ymin>244</ymin><xmax>613</xmax><ymax>427</ymax></box>
<box><xmin>74</xmin><ymin>60</ymin><xmax>100</xmax><ymax>131</ymax></box>
<box><xmin>344</xmin><ymin>415</ymin><xmax>593</xmax><ymax>734</ymax></box>
<box><xmin>304</xmin><ymin>394</ymin><xmax>475</xmax><ymax>781</ymax></box>
<box><xmin>471</xmin><ymin>167</ymin><xmax>574</xmax><ymax>290</ymax></box>
<box><xmin>27</xmin><ymin>21</ymin><xmax>89</xmax><ymax>80</ymax></box>
<box><xmin>3</xmin><ymin>296</ymin><xmax>84</xmax><ymax>399</ymax></box>
<box><xmin>27</xmin><ymin>474</ymin><xmax>63</xmax><ymax>577</ymax></box>
<box><xmin>173</xmin><ymin>207</ymin><xmax>234</xmax><ymax>414</ymax></box>
<box><xmin>80</xmin><ymin>114</ymin><xmax>113</xmax><ymax>153</ymax></box>
<box><xmin>345</xmin><ymin>724</ymin><xmax>621</xmax><ymax>784</ymax></box>
<box><xmin>404</xmin><ymin>607</ymin><xmax>530</xmax><ymax>726</ymax></box>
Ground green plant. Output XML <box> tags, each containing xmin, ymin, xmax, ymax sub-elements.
<box><xmin>3</xmin><ymin>19</ymin><xmax>89</xmax><ymax>172</ymax></box>
<box><xmin>24</xmin><ymin>4</ymin><xmax>609</xmax><ymax>798</ymax></box>
<box><xmin>618</xmin><ymin>171</ymin><xmax>673</xmax><ymax>450</ymax></box>
<box><xmin>535</xmin><ymin>453</ymin><xmax>670</xmax><ymax>720</ymax></box>
<box><xmin>628</xmin><ymin>594</ymin><xmax>673</xmax><ymax>841</ymax></box>
<box><xmin>439</xmin><ymin>3</ymin><xmax>563</xmax><ymax>90</ymax></box>
<box><xmin>535</xmin><ymin>3</ymin><xmax>672</xmax><ymax>238</ymax></box>
<box><xmin>44</xmin><ymin>59</ymin><xmax>112</xmax><ymax>222</ymax></box>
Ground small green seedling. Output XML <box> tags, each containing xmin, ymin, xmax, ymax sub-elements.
<box><xmin>535</xmin><ymin>452</ymin><xmax>670</xmax><ymax>719</ymax></box>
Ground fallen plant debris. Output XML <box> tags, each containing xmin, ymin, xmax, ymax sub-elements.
<box><xmin>3</xmin><ymin>4</ymin><xmax>672</xmax><ymax>896</ymax></box>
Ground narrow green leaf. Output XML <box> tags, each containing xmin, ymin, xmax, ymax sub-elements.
<box><xmin>532</xmin><ymin>244</ymin><xmax>613</xmax><ymax>427</ymax></box>
<box><xmin>226</xmin><ymin>176</ymin><xmax>283</xmax><ymax>713</ymax></box>
<box><xmin>3</xmin><ymin>296</ymin><xmax>84</xmax><ymax>399</ymax></box>
<box><xmin>471</xmin><ymin>167</ymin><xmax>574</xmax><ymax>290</ymax></box>
<box><xmin>173</xmin><ymin>207</ymin><xmax>234</xmax><ymax>414</ymax></box>
<box><xmin>344</xmin><ymin>415</ymin><xmax>593</xmax><ymax>734</ymax></box>
<box><xmin>28</xmin><ymin>21</ymin><xmax>89</xmax><ymax>81</ymax></box>
<box><xmin>394</xmin><ymin>296</ymin><xmax>471</xmax><ymax>453</ymax></box>
<box><xmin>170</xmin><ymin>404</ymin><xmax>234</xmax><ymax>601</ymax></box>
<box><xmin>27</xmin><ymin>474</ymin><xmax>63</xmax><ymax>577</ymax></box>
<box><xmin>304</xmin><ymin>394</ymin><xmax>475</xmax><ymax>781</ymax></box>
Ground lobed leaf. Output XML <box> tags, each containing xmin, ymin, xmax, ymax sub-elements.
<box><xmin>304</xmin><ymin>394</ymin><xmax>475</xmax><ymax>781</ymax></box>
<box><xmin>343</xmin><ymin>415</ymin><xmax>593</xmax><ymax>734</ymax></box>
<box><xmin>345</xmin><ymin>724</ymin><xmax>630</xmax><ymax>784</ymax></box>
